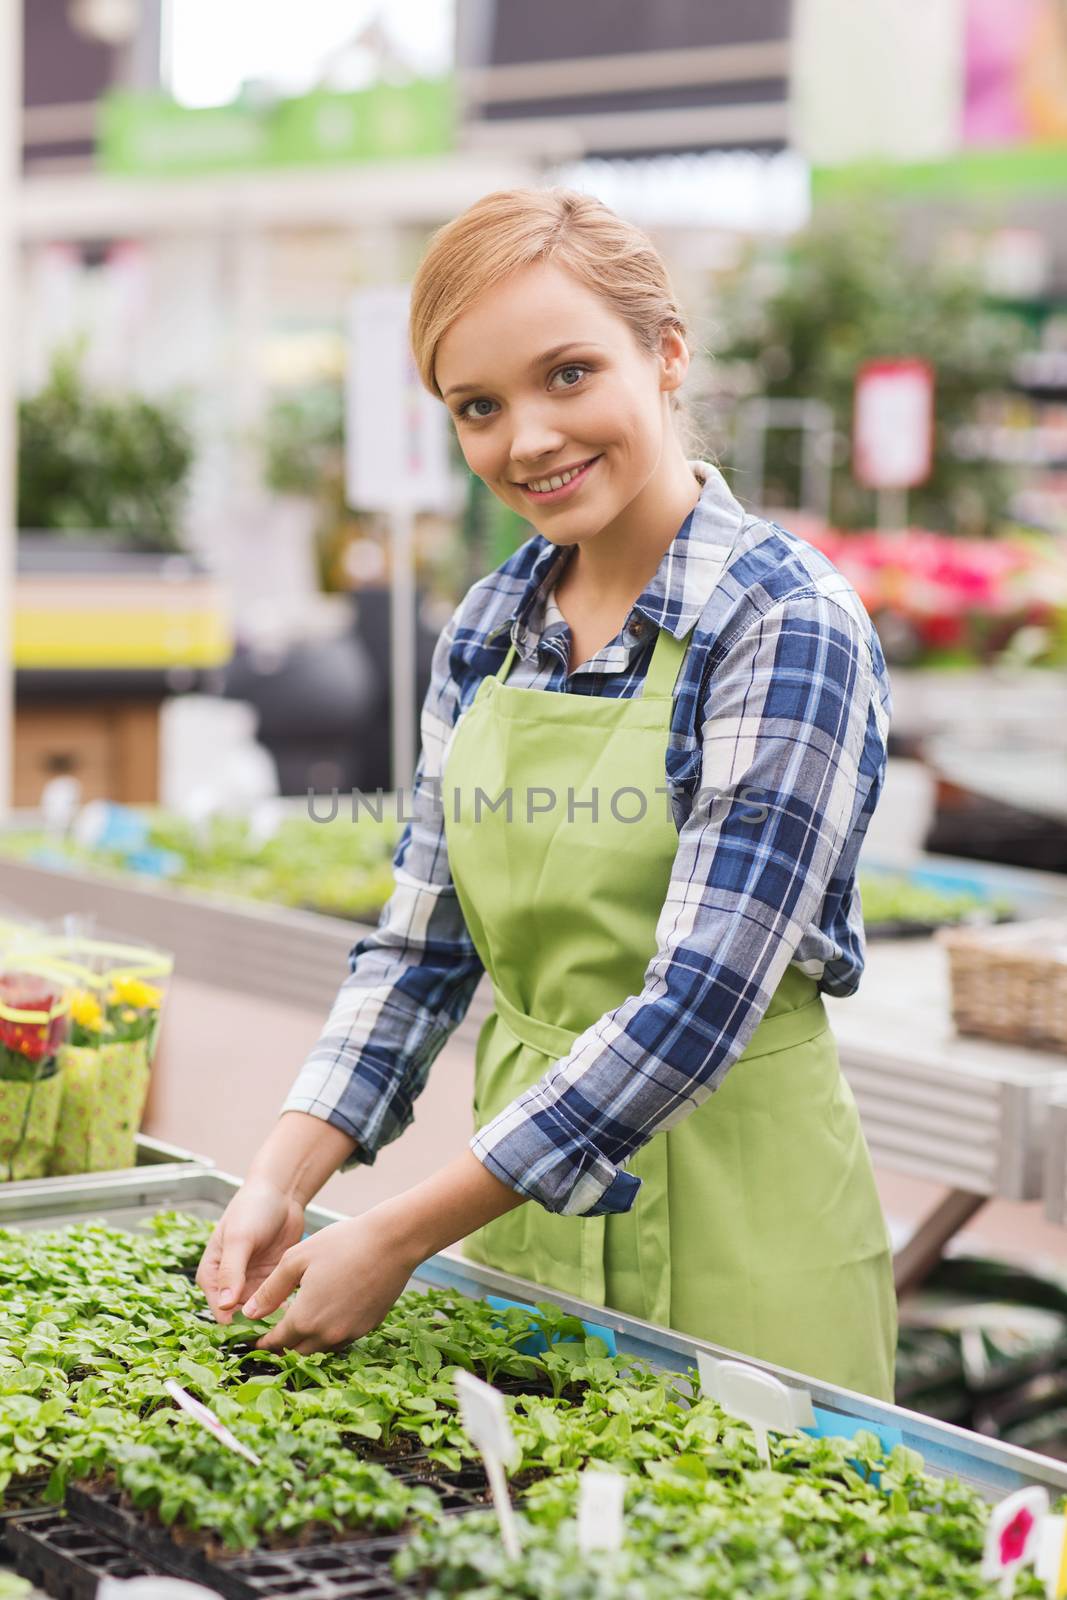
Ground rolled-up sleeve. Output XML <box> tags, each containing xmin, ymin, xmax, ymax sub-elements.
<box><xmin>283</xmin><ymin>606</ymin><xmax>484</xmax><ymax>1162</ymax></box>
<box><xmin>471</xmin><ymin>590</ymin><xmax>886</xmax><ymax>1216</ymax></box>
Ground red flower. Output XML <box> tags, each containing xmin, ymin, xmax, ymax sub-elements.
<box><xmin>1000</xmin><ymin>1507</ymin><xmax>1034</xmax><ymax>1566</ymax></box>
<box><xmin>0</xmin><ymin>974</ymin><xmax>67</xmax><ymax>1061</ymax></box>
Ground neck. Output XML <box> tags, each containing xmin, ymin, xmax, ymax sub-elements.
<box><xmin>564</xmin><ymin>442</ymin><xmax>702</xmax><ymax>608</ymax></box>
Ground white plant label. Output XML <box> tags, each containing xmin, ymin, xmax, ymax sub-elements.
<box><xmin>164</xmin><ymin>1379</ymin><xmax>263</xmax><ymax>1468</ymax></box>
<box><xmin>578</xmin><ymin>1469</ymin><xmax>625</xmax><ymax>1555</ymax></box>
<box><xmin>1035</xmin><ymin>1509</ymin><xmax>1067</xmax><ymax>1599</ymax></box>
<box><xmin>697</xmin><ymin>1354</ymin><xmax>814</xmax><ymax>1464</ymax></box>
<box><xmin>97</xmin><ymin>1579</ymin><xmax>222</xmax><ymax>1600</ymax></box>
<box><xmin>454</xmin><ymin>1371</ymin><xmax>521</xmax><ymax>1560</ymax></box>
<box><xmin>981</xmin><ymin>1486</ymin><xmax>1049</xmax><ymax>1598</ymax></box>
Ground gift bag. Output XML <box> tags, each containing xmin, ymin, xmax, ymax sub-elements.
<box><xmin>40</xmin><ymin>935</ymin><xmax>172</xmax><ymax>1177</ymax></box>
<box><xmin>0</xmin><ymin>961</ymin><xmax>70</xmax><ymax>1181</ymax></box>
<box><xmin>50</xmin><ymin>1038</ymin><xmax>151</xmax><ymax>1175</ymax></box>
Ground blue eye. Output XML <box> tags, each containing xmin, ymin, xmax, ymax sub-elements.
<box><xmin>459</xmin><ymin>397</ymin><xmax>497</xmax><ymax>421</ymax></box>
<box><xmin>456</xmin><ymin>365</ymin><xmax>589</xmax><ymax>421</ymax></box>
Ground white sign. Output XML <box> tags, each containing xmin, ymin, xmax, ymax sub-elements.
<box><xmin>345</xmin><ymin>285</ymin><xmax>453</xmax><ymax>514</ymax></box>
<box><xmin>981</xmin><ymin>1487</ymin><xmax>1049</xmax><ymax>1598</ymax></box>
<box><xmin>1036</xmin><ymin>1510</ymin><xmax>1067</xmax><ymax>1599</ymax></box>
<box><xmin>454</xmin><ymin>1371</ymin><xmax>522</xmax><ymax>1560</ymax></box>
<box><xmin>853</xmin><ymin>358</ymin><xmax>934</xmax><ymax>491</ymax></box>
<box><xmin>697</xmin><ymin>1354</ymin><xmax>815</xmax><ymax>1465</ymax></box>
<box><xmin>578</xmin><ymin>1469</ymin><xmax>625</xmax><ymax>1555</ymax></box>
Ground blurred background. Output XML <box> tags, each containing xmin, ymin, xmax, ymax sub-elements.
<box><xmin>3</xmin><ymin>0</ymin><xmax>1067</xmax><ymax>1449</ymax></box>
<box><xmin>1</xmin><ymin>0</ymin><xmax>1066</xmax><ymax>835</ymax></box>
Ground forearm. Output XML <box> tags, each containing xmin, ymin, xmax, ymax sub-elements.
<box><xmin>247</xmin><ymin>1111</ymin><xmax>357</xmax><ymax>1207</ymax></box>
<box><xmin>365</xmin><ymin>1149</ymin><xmax>525</xmax><ymax>1268</ymax></box>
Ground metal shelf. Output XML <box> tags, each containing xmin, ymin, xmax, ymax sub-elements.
<box><xmin>0</xmin><ymin>1133</ymin><xmax>211</xmax><ymax>1201</ymax></box>
<box><xmin>0</xmin><ymin>1164</ymin><xmax>1064</xmax><ymax>1502</ymax></box>
<box><xmin>13</xmin><ymin>154</ymin><xmax>536</xmax><ymax>243</ymax></box>
<box><xmin>0</xmin><ymin>853</ymin><xmax>491</xmax><ymax>1053</ymax></box>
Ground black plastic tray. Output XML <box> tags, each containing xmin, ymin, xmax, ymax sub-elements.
<box><xmin>0</xmin><ymin>1476</ymin><xmax>52</xmax><ymax>1552</ymax></box>
<box><xmin>66</xmin><ymin>1483</ymin><xmax>440</xmax><ymax>1600</ymax></box>
<box><xmin>6</xmin><ymin>1508</ymin><xmax>169</xmax><ymax>1600</ymax></box>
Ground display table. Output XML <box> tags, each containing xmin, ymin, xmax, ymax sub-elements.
<box><xmin>1044</xmin><ymin>1093</ymin><xmax>1067</xmax><ymax>1225</ymax></box>
<box><xmin>827</xmin><ymin>935</ymin><xmax>1067</xmax><ymax>1293</ymax></box>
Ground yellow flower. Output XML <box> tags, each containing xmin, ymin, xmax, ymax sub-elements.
<box><xmin>69</xmin><ymin>989</ymin><xmax>104</xmax><ymax>1032</ymax></box>
<box><xmin>108</xmin><ymin>976</ymin><xmax>162</xmax><ymax>1011</ymax></box>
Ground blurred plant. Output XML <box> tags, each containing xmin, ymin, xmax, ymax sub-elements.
<box><xmin>17</xmin><ymin>345</ymin><xmax>193</xmax><ymax>550</ymax></box>
<box><xmin>806</xmin><ymin>524</ymin><xmax>1067</xmax><ymax>666</ymax></box>
<box><xmin>711</xmin><ymin>206</ymin><xmax>1029</xmax><ymax>534</ymax></box>
<box><xmin>262</xmin><ymin>382</ymin><xmax>344</xmax><ymax>499</ymax></box>
<box><xmin>261</xmin><ymin>381</ymin><xmax>369</xmax><ymax>591</ymax></box>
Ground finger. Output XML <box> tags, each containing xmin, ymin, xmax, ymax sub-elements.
<box><xmin>255</xmin><ymin>1304</ymin><xmax>307</xmax><ymax>1352</ymax></box>
<box><xmin>292</xmin><ymin>1336</ymin><xmax>330</xmax><ymax>1355</ymax></box>
<box><xmin>216</xmin><ymin>1228</ymin><xmax>257</xmax><ymax>1316</ymax></box>
<box><xmin>244</xmin><ymin>1248</ymin><xmax>305</xmax><ymax>1321</ymax></box>
<box><xmin>196</xmin><ymin>1228</ymin><xmax>227</xmax><ymax>1317</ymax></box>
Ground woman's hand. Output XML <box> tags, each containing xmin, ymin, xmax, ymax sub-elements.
<box><xmin>197</xmin><ymin>1177</ymin><xmax>306</xmax><ymax>1323</ymax></box>
<box><xmin>196</xmin><ymin>1111</ymin><xmax>357</xmax><ymax>1324</ymax></box>
<box><xmin>241</xmin><ymin>1150</ymin><xmax>526</xmax><ymax>1353</ymax></box>
<box><xmin>245</xmin><ymin>1213</ymin><xmax>418</xmax><ymax>1352</ymax></box>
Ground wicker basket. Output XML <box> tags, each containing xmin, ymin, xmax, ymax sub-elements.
<box><xmin>938</xmin><ymin>919</ymin><xmax>1067</xmax><ymax>1053</ymax></box>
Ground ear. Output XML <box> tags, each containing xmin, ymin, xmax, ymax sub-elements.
<box><xmin>658</xmin><ymin>325</ymin><xmax>690</xmax><ymax>394</ymax></box>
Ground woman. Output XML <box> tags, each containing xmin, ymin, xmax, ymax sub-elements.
<box><xmin>197</xmin><ymin>189</ymin><xmax>897</xmax><ymax>1398</ymax></box>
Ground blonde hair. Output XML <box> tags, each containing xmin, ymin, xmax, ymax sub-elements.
<box><xmin>409</xmin><ymin>187</ymin><xmax>694</xmax><ymax>436</ymax></box>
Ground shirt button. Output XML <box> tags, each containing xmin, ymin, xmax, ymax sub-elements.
<box><xmin>630</xmin><ymin>617</ymin><xmax>645</xmax><ymax>637</ymax></box>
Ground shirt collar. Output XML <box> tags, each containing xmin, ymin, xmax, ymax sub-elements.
<box><xmin>491</xmin><ymin>460</ymin><xmax>745</xmax><ymax>660</ymax></box>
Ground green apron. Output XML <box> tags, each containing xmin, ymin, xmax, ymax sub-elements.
<box><xmin>442</xmin><ymin>619</ymin><xmax>897</xmax><ymax>1400</ymax></box>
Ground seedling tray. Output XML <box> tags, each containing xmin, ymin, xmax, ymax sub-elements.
<box><xmin>6</xmin><ymin>1508</ymin><xmax>169</xmax><ymax>1600</ymax></box>
<box><xmin>3</xmin><ymin>1164</ymin><xmax>1067</xmax><ymax>1508</ymax></box>
<box><xmin>66</xmin><ymin>1481</ymin><xmax>461</xmax><ymax>1600</ymax></box>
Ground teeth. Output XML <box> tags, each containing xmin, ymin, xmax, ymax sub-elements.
<box><xmin>528</xmin><ymin>461</ymin><xmax>589</xmax><ymax>493</ymax></box>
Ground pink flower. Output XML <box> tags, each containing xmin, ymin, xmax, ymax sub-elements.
<box><xmin>999</xmin><ymin>1506</ymin><xmax>1034</xmax><ymax>1566</ymax></box>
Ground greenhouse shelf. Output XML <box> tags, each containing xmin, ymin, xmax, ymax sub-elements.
<box><xmin>0</xmin><ymin>1165</ymin><xmax>1065</xmax><ymax>1505</ymax></box>
<box><xmin>0</xmin><ymin>1133</ymin><xmax>212</xmax><ymax>1199</ymax></box>
<box><xmin>0</xmin><ymin>855</ymin><xmax>491</xmax><ymax>1053</ymax></box>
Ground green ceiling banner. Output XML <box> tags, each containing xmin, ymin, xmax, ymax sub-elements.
<box><xmin>813</xmin><ymin>143</ymin><xmax>1067</xmax><ymax>201</ymax></box>
<box><xmin>99</xmin><ymin>80</ymin><xmax>454</xmax><ymax>177</ymax></box>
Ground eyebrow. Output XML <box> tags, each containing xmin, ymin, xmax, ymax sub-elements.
<box><xmin>442</xmin><ymin>342</ymin><xmax>601</xmax><ymax>401</ymax></box>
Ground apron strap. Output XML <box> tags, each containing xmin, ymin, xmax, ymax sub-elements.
<box><xmin>493</xmin><ymin>985</ymin><xmax>577</xmax><ymax>1059</ymax></box>
<box><xmin>496</xmin><ymin>639</ymin><xmax>518</xmax><ymax>681</ymax></box>
<box><xmin>640</xmin><ymin>624</ymin><xmax>690</xmax><ymax>701</ymax></box>
<box><xmin>492</xmin><ymin>981</ymin><xmax>829</xmax><ymax>1065</ymax></box>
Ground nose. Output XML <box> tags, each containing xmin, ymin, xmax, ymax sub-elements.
<box><xmin>508</xmin><ymin>403</ymin><xmax>566</xmax><ymax>474</ymax></box>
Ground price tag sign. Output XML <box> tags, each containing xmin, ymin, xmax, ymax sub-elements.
<box><xmin>454</xmin><ymin>1371</ymin><xmax>521</xmax><ymax>1559</ymax></box>
<box><xmin>1036</xmin><ymin>1509</ymin><xmax>1067</xmax><ymax>1599</ymax></box>
<box><xmin>852</xmin><ymin>358</ymin><xmax>934</xmax><ymax>490</ymax></box>
<box><xmin>578</xmin><ymin>1469</ymin><xmax>625</xmax><ymax>1555</ymax></box>
<box><xmin>164</xmin><ymin>1379</ymin><xmax>263</xmax><ymax>1468</ymax></box>
<box><xmin>982</xmin><ymin>1486</ymin><xmax>1048</xmax><ymax>1598</ymax></box>
<box><xmin>697</xmin><ymin>1355</ymin><xmax>814</xmax><ymax>1464</ymax></box>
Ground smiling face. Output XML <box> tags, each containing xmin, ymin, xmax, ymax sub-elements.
<box><xmin>434</xmin><ymin>260</ymin><xmax>689</xmax><ymax>548</ymax></box>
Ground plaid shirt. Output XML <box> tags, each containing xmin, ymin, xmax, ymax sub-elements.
<box><xmin>283</xmin><ymin>463</ymin><xmax>892</xmax><ymax>1218</ymax></box>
